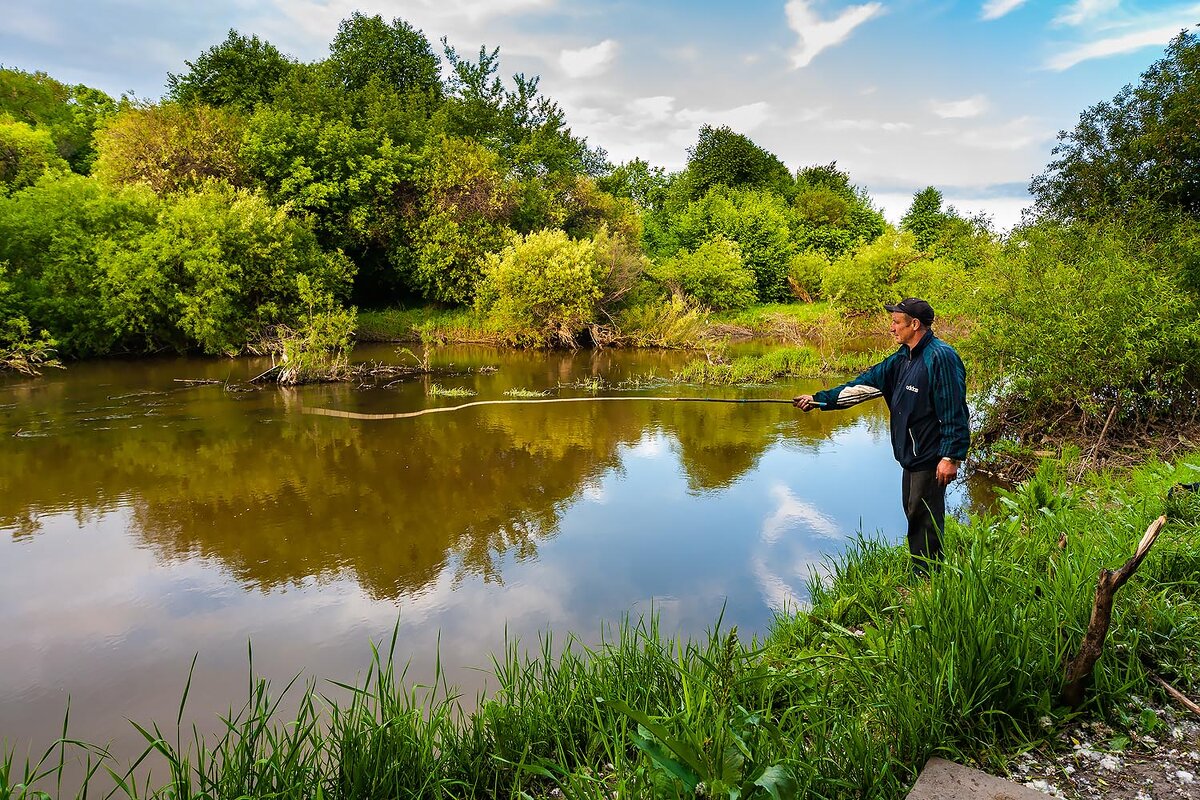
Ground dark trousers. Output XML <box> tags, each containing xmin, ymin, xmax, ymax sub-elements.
<box><xmin>902</xmin><ymin>468</ymin><xmax>945</xmax><ymax>574</ymax></box>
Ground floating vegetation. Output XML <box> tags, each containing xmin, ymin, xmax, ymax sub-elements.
<box><xmin>427</xmin><ymin>384</ymin><xmax>476</xmax><ymax>398</ymax></box>
<box><xmin>503</xmin><ymin>388</ymin><xmax>552</xmax><ymax>398</ymax></box>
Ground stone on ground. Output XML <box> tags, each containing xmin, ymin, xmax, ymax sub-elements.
<box><xmin>907</xmin><ymin>757</ymin><xmax>1053</xmax><ymax>799</ymax></box>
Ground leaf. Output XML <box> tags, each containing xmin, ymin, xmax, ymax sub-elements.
<box><xmin>601</xmin><ymin>697</ymin><xmax>707</xmax><ymax>776</ymax></box>
<box><xmin>631</xmin><ymin>729</ymin><xmax>700</xmax><ymax>792</ymax></box>
<box><xmin>754</xmin><ymin>765</ymin><xmax>798</xmax><ymax>800</ymax></box>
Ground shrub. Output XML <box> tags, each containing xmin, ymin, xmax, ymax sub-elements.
<box><xmin>965</xmin><ymin>221</ymin><xmax>1200</xmax><ymax>421</ymax></box>
<box><xmin>650</xmin><ymin>235</ymin><xmax>756</xmax><ymax>310</ymax></box>
<box><xmin>0</xmin><ymin>174</ymin><xmax>160</xmax><ymax>357</ymax></box>
<box><xmin>408</xmin><ymin>136</ymin><xmax>516</xmax><ymax>305</ymax></box>
<box><xmin>787</xmin><ymin>250</ymin><xmax>829</xmax><ymax>301</ymax></box>
<box><xmin>822</xmin><ymin>229</ymin><xmax>926</xmax><ymax>314</ymax></box>
<box><xmin>475</xmin><ymin>229</ymin><xmax>604</xmax><ymax>348</ymax></box>
<box><xmin>614</xmin><ymin>296</ymin><xmax>710</xmax><ymax>348</ymax></box>
<box><xmin>269</xmin><ymin>275</ymin><xmax>357</xmax><ymax>385</ymax></box>
<box><xmin>101</xmin><ymin>181</ymin><xmax>355</xmax><ymax>355</ymax></box>
<box><xmin>665</xmin><ymin>187</ymin><xmax>795</xmax><ymax>303</ymax></box>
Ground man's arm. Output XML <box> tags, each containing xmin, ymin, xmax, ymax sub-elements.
<box><xmin>793</xmin><ymin>355</ymin><xmax>895</xmax><ymax>412</ymax></box>
<box><xmin>930</xmin><ymin>344</ymin><xmax>970</xmax><ymax>462</ymax></box>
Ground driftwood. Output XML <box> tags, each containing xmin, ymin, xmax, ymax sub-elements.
<box><xmin>1062</xmin><ymin>515</ymin><xmax>1167</xmax><ymax>708</ymax></box>
<box><xmin>1148</xmin><ymin>671</ymin><xmax>1200</xmax><ymax>716</ymax></box>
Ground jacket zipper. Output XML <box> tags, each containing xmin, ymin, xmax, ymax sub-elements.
<box><xmin>909</xmin><ymin>430</ymin><xmax>918</xmax><ymax>457</ymax></box>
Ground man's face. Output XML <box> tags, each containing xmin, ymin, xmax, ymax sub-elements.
<box><xmin>889</xmin><ymin>312</ymin><xmax>922</xmax><ymax>347</ymax></box>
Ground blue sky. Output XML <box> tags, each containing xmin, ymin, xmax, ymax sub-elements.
<box><xmin>3</xmin><ymin>0</ymin><xmax>1197</xmax><ymax>227</ymax></box>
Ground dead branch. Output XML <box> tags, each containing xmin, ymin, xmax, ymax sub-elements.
<box><xmin>1148</xmin><ymin>672</ymin><xmax>1200</xmax><ymax>716</ymax></box>
<box><xmin>1062</xmin><ymin>515</ymin><xmax>1167</xmax><ymax>708</ymax></box>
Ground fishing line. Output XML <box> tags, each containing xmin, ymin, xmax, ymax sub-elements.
<box><xmin>303</xmin><ymin>395</ymin><xmax>822</xmax><ymax>421</ymax></box>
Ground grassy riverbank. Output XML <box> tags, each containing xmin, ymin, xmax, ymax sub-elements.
<box><xmin>355</xmin><ymin>302</ymin><xmax>891</xmax><ymax>349</ymax></box>
<box><xmin>5</xmin><ymin>454</ymin><xmax>1198</xmax><ymax>799</ymax></box>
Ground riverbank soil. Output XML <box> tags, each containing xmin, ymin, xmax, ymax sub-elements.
<box><xmin>1008</xmin><ymin>702</ymin><xmax>1200</xmax><ymax>799</ymax></box>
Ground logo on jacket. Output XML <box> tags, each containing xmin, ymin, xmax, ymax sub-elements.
<box><xmin>905</xmin><ymin>385</ymin><xmax>919</xmax><ymax>393</ymax></box>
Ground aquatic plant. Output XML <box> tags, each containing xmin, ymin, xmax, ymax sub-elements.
<box><xmin>426</xmin><ymin>384</ymin><xmax>476</xmax><ymax>398</ymax></box>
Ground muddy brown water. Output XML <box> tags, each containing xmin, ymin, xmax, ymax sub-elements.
<box><xmin>0</xmin><ymin>344</ymin><xmax>995</xmax><ymax>778</ymax></box>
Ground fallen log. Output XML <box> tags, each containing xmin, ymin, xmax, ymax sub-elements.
<box><xmin>1062</xmin><ymin>515</ymin><xmax>1167</xmax><ymax>708</ymax></box>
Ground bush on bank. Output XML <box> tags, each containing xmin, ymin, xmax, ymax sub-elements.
<box><xmin>8</xmin><ymin>454</ymin><xmax>1198</xmax><ymax>799</ymax></box>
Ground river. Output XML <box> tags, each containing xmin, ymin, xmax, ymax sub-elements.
<box><xmin>0</xmin><ymin>344</ymin><xmax>993</xmax><ymax>775</ymax></box>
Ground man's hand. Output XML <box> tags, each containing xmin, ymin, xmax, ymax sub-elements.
<box><xmin>936</xmin><ymin>458</ymin><xmax>959</xmax><ymax>486</ymax></box>
<box><xmin>793</xmin><ymin>394</ymin><xmax>817</xmax><ymax>412</ymax></box>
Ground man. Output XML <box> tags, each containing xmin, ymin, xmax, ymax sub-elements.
<box><xmin>794</xmin><ymin>298</ymin><xmax>968</xmax><ymax>574</ymax></box>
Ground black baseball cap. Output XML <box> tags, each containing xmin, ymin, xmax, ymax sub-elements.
<box><xmin>884</xmin><ymin>298</ymin><xmax>935</xmax><ymax>326</ymax></box>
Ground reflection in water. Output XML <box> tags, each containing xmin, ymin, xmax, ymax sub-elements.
<box><xmin>0</xmin><ymin>345</ymin><xmax>993</xmax><ymax>773</ymax></box>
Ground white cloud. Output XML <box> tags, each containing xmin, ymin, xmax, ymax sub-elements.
<box><xmin>1054</xmin><ymin>0</ymin><xmax>1120</xmax><ymax>26</ymax></box>
<box><xmin>924</xmin><ymin>115</ymin><xmax>1046</xmax><ymax>151</ymax></box>
<box><xmin>785</xmin><ymin>0</ymin><xmax>884</xmax><ymax>69</ymax></box>
<box><xmin>930</xmin><ymin>94</ymin><xmax>989</xmax><ymax>119</ymax></box>
<box><xmin>1046</xmin><ymin>22</ymin><xmax>1189</xmax><ymax>70</ymax></box>
<box><xmin>980</xmin><ymin>0</ymin><xmax>1029</xmax><ymax>21</ymax></box>
<box><xmin>678</xmin><ymin>101</ymin><xmax>773</xmax><ymax>133</ymax></box>
<box><xmin>559</xmin><ymin>39</ymin><xmax>618</xmax><ymax>78</ymax></box>
<box><xmin>628</xmin><ymin>95</ymin><xmax>676</xmax><ymax>122</ymax></box>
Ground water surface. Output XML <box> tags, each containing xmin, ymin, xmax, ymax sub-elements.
<box><xmin>0</xmin><ymin>344</ymin><xmax>992</xmax><ymax>768</ymax></box>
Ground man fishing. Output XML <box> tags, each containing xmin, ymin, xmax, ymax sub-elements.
<box><xmin>793</xmin><ymin>298</ymin><xmax>969</xmax><ymax>574</ymax></box>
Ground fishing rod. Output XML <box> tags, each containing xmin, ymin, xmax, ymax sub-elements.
<box><xmin>303</xmin><ymin>396</ymin><xmax>825</xmax><ymax>421</ymax></box>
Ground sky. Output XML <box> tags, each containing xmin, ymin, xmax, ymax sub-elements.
<box><xmin>3</xmin><ymin>0</ymin><xmax>1198</xmax><ymax>229</ymax></box>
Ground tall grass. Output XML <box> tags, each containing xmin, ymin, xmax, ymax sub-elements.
<box><xmin>674</xmin><ymin>346</ymin><xmax>887</xmax><ymax>384</ymax></box>
<box><xmin>6</xmin><ymin>456</ymin><xmax>1199</xmax><ymax>799</ymax></box>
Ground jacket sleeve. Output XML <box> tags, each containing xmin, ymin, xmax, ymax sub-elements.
<box><xmin>930</xmin><ymin>345</ymin><xmax>970</xmax><ymax>461</ymax></box>
<box><xmin>812</xmin><ymin>353</ymin><xmax>895</xmax><ymax>410</ymax></box>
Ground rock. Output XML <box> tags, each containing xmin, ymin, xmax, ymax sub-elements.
<box><xmin>907</xmin><ymin>757</ymin><xmax>1057</xmax><ymax>799</ymax></box>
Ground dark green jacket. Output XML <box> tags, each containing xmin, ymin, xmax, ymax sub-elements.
<box><xmin>814</xmin><ymin>329</ymin><xmax>969</xmax><ymax>470</ymax></box>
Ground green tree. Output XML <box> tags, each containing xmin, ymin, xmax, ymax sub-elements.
<box><xmin>440</xmin><ymin>42</ymin><xmax>608</xmax><ymax>179</ymax></box>
<box><xmin>900</xmin><ymin>187</ymin><xmax>946</xmax><ymax>252</ymax></box>
<box><xmin>0</xmin><ymin>175</ymin><xmax>160</xmax><ymax>356</ymax></box>
<box><xmin>92</xmin><ymin>102</ymin><xmax>247</xmax><ymax>193</ymax></box>
<box><xmin>101</xmin><ymin>182</ymin><xmax>354</xmax><ymax>355</ymax></box>
<box><xmin>1031</xmin><ymin>30</ymin><xmax>1200</xmax><ymax>222</ymax></box>
<box><xmin>241</xmin><ymin>105</ymin><xmax>413</xmax><ymax>254</ymax></box>
<box><xmin>685</xmin><ymin>125</ymin><xmax>792</xmax><ymax>200</ymax></box>
<box><xmin>166</xmin><ymin>29</ymin><xmax>296</xmax><ymax>111</ymax></box>
<box><xmin>0</xmin><ymin>68</ymin><xmax>116</xmax><ymax>172</ymax></box>
<box><xmin>328</xmin><ymin>12</ymin><xmax>442</xmax><ymax>97</ymax></box>
<box><xmin>406</xmin><ymin>135</ymin><xmax>515</xmax><ymax>305</ymax></box>
<box><xmin>597</xmin><ymin>158</ymin><xmax>669</xmax><ymax>210</ymax></box>
<box><xmin>666</xmin><ymin>187</ymin><xmax>795</xmax><ymax>303</ymax></box>
<box><xmin>0</xmin><ymin>118</ymin><xmax>69</xmax><ymax>193</ymax></box>
<box><xmin>792</xmin><ymin>162</ymin><xmax>886</xmax><ymax>259</ymax></box>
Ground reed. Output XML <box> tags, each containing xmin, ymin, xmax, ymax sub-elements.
<box><xmin>6</xmin><ymin>455</ymin><xmax>1198</xmax><ymax>799</ymax></box>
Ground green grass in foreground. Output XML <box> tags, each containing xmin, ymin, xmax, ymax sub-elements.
<box><xmin>4</xmin><ymin>456</ymin><xmax>1199</xmax><ymax>799</ymax></box>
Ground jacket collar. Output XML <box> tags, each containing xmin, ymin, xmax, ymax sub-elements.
<box><xmin>902</xmin><ymin>328</ymin><xmax>935</xmax><ymax>358</ymax></box>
